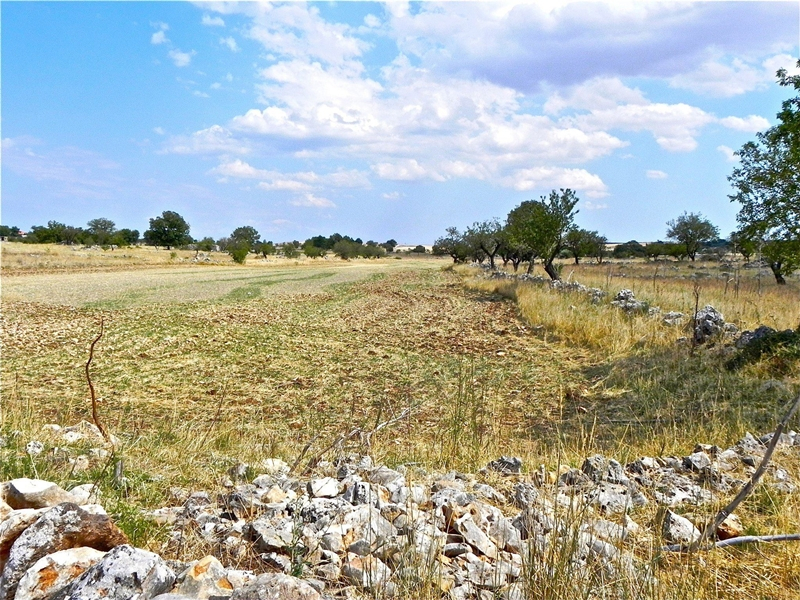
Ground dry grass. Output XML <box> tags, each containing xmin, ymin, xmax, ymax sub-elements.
<box><xmin>1</xmin><ymin>249</ymin><xmax>799</xmax><ymax>598</ymax></box>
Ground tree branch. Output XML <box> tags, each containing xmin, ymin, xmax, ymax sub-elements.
<box><xmin>85</xmin><ymin>319</ymin><xmax>111</xmax><ymax>443</ymax></box>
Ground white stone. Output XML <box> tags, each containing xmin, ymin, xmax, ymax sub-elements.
<box><xmin>15</xmin><ymin>547</ymin><xmax>105</xmax><ymax>600</ymax></box>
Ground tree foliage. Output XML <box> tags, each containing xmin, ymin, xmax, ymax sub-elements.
<box><xmin>144</xmin><ymin>211</ymin><xmax>190</xmax><ymax>249</ymax></box>
<box><xmin>666</xmin><ymin>212</ymin><xmax>719</xmax><ymax>261</ymax></box>
<box><xmin>729</xmin><ymin>60</ymin><xmax>800</xmax><ymax>284</ymax></box>
<box><xmin>506</xmin><ymin>189</ymin><xmax>579</xmax><ymax>279</ymax></box>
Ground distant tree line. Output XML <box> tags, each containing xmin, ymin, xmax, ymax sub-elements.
<box><xmin>0</xmin><ymin>211</ymin><xmax>400</xmax><ymax>265</ymax></box>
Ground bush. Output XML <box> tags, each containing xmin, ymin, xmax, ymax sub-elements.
<box><xmin>228</xmin><ymin>242</ymin><xmax>250</xmax><ymax>264</ymax></box>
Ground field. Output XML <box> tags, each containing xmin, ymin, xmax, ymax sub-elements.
<box><xmin>2</xmin><ymin>242</ymin><xmax>800</xmax><ymax>598</ymax></box>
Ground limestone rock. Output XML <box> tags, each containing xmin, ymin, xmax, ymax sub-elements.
<box><xmin>0</xmin><ymin>509</ymin><xmax>48</xmax><ymax>567</ymax></box>
<box><xmin>230</xmin><ymin>573</ymin><xmax>321</xmax><ymax>600</ymax></box>
<box><xmin>174</xmin><ymin>555</ymin><xmax>234</xmax><ymax>599</ymax></box>
<box><xmin>0</xmin><ymin>503</ymin><xmax>127</xmax><ymax>600</ymax></box>
<box><xmin>15</xmin><ymin>547</ymin><xmax>105</xmax><ymax>600</ymax></box>
<box><xmin>662</xmin><ymin>510</ymin><xmax>701</xmax><ymax>545</ymax></box>
<box><xmin>693</xmin><ymin>305</ymin><xmax>725</xmax><ymax>344</ymax></box>
<box><xmin>53</xmin><ymin>544</ymin><xmax>175</xmax><ymax>600</ymax></box>
<box><xmin>485</xmin><ymin>457</ymin><xmax>522</xmax><ymax>475</ymax></box>
<box><xmin>341</xmin><ymin>554</ymin><xmax>392</xmax><ymax>591</ymax></box>
<box><xmin>5</xmin><ymin>480</ymin><xmax>75</xmax><ymax>510</ymax></box>
<box><xmin>308</xmin><ymin>478</ymin><xmax>339</xmax><ymax>499</ymax></box>
<box><xmin>716</xmin><ymin>514</ymin><xmax>743</xmax><ymax>541</ymax></box>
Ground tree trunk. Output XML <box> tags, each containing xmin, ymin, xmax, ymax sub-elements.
<box><xmin>544</xmin><ymin>260</ymin><xmax>560</xmax><ymax>280</ymax></box>
<box><xmin>488</xmin><ymin>253</ymin><xmax>496</xmax><ymax>270</ymax></box>
<box><xmin>770</xmin><ymin>262</ymin><xmax>787</xmax><ymax>285</ymax></box>
<box><xmin>574</xmin><ymin>255</ymin><xmax>580</xmax><ymax>265</ymax></box>
<box><xmin>526</xmin><ymin>260</ymin><xmax>535</xmax><ymax>275</ymax></box>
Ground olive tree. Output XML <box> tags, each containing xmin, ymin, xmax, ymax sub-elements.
<box><xmin>505</xmin><ymin>189</ymin><xmax>579</xmax><ymax>280</ymax></box>
<box><xmin>666</xmin><ymin>212</ymin><xmax>719</xmax><ymax>261</ymax></box>
<box><xmin>144</xmin><ymin>211</ymin><xmax>190</xmax><ymax>249</ymax></box>
<box><xmin>728</xmin><ymin>60</ymin><xmax>800</xmax><ymax>284</ymax></box>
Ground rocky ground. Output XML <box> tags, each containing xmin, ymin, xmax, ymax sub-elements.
<box><xmin>0</xmin><ymin>420</ymin><xmax>797</xmax><ymax>600</ymax></box>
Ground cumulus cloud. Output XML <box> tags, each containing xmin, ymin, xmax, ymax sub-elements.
<box><xmin>290</xmin><ymin>193</ymin><xmax>336</xmax><ymax>208</ymax></box>
<box><xmin>151</xmin><ymin>30</ymin><xmax>169</xmax><ymax>45</ymax></box>
<box><xmin>503</xmin><ymin>166</ymin><xmax>609</xmax><ymax>198</ymax></box>
<box><xmin>384</xmin><ymin>3</ymin><xmax>798</xmax><ymax>92</ymax></box>
<box><xmin>220</xmin><ymin>37</ymin><xmax>239</xmax><ymax>52</ymax></box>
<box><xmin>382</xmin><ymin>191</ymin><xmax>402</xmax><ymax>200</ymax></box>
<box><xmin>646</xmin><ymin>170</ymin><xmax>668</xmax><ymax>179</ymax></box>
<box><xmin>671</xmin><ymin>53</ymin><xmax>800</xmax><ymax>97</ymax></box>
<box><xmin>168</xmin><ymin>49</ymin><xmax>196</xmax><ymax>68</ymax></box>
<box><xmin>717</xmin><ymin>145</ymin><xmax>739</xmax><ymax>162</ymax></box>
<box><xmin>584</xmin><ymin>200</ymin><xmax>609</xmax><ymax>211</ymax></box>
<box><xmin>719</xmin><ymin>115</ymin><xmax>770</xmax><ymax>132</ymax></box>
<box><xmin>160</xmin><ymin>125</ymin><xmax>249</xmax><ymax>155</ymax></box>
<box><xmin>152</xmin><ymin>127</ymin><xmax>165</xmax><ymax>135</ymax></box>
<box><xmin>202</xmin><ymin>14</ymin><xmax>225</xmax><ymax>27</ymax></box>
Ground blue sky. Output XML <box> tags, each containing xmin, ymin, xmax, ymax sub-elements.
<box><xmin>2</xmin><ymin>2</ymin><xmax>799</xmax><ymax>244</ymax></box>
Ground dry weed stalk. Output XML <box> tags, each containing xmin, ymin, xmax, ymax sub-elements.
<box><xmin>86</xmin><ymin>318</ymin><xmax>112</xmax><ymax>444</ymax></box>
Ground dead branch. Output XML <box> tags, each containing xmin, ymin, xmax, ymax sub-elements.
<box><xmin>662</xmin><ymin>533</ymin><xmax>800</xmax><ymax>552</ymax></box>
<box><xmin>85</xmin><ymin>319</ymin><xmax>111</xmax><ymax>443</ymax></box>
<box><xmin>661</xmin><ymin>392</ymin><xmax>800</xmax><ymax>553</ymax></box>
<box><xmin>296</xmin><ymin>406</ymin><xmax>414</xmax><ymax>475</ymax></box>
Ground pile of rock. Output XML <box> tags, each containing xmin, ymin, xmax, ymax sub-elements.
<box><xmin>610</xmin><ymin>289</ymin><xmax>651</xmax><ymax>313</ymax></box>
<box><xmin>1</xmin><ymin>429</ymin><xmax>796</xmax><ymax>600</ymax></box>
<box><xmin>692</xmin><ymin>305</ymin><xmax>738</xmax><ymax>344</ymax></box>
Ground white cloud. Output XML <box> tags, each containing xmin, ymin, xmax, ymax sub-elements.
<box><xmin>584</xmin><ymin>200</ymin><xmax>608</xmax><ymax>211</ymax></box>
<box><xmin>225</xmin><ymin>73</ymin><xmax>234</xmax><ymax>82</ymax></box>
<box><xmin>646</xmin><ymin>170</ymin><xmax>668</xmax><ymax>179</ymax></box>
<box><xmin>202</xmin><ymin>14</ymin><xmax>225</xmax><ymax>27</ymax></box>
<box><xmin>161</xmin><ymin>125</ymin><xmax>249</xmax><ymax>155</ymax></box>
<box><xmin>384</xmin><ymin>3</ymin><xmax>798</xmax><ymax>92</ymax></box>
<box><xmin>193</xmin><ymin>90</ymin><xmax>210</xmax><ymax>98</ymax></box>
<box><xmin>372</xmin><ymin>159</ymin><xmax>443</xmax><ymax>182</ymax></box>
<box><xmin>671</xmin><ymin>53</ymin><xmax>800</xmax><ymax>98</ymax></box>
<box><xmin>152</xmin><ymin>127</ymin><xmax>165</xmax><ymax>135</ymax></box>
<box><xmin>571</xmin><ymin>101</ymin><xmax>714</xmax><ymax>152</ymax></box>
<box><xmin>544</xmin><ymin>77</ymin><xmax>647</xmax><ymax>114</ymax></box>
<box><xmin>210</xmin><ymin>82</ymin><xmax>222</xmax><ymax>90</ymax></box>
<box><xmin>151</xmin><ymin>21</ymin><xmax>169</xmax><ymax>31</ymax></box>
<box><xmin>290</xmin><ymin>193</ymin><xmax>336</xmax><ymax>208</ymax></box>
<box><xmin>259</xmin><ymin>179</ymin><xmax>312</xmax><ymax>192</ymax></box>
<box><xmin>719</xmin><ymin>115</ymin><xmax>770</xmax><ymax>133</ymax></box>
<box><xmin>364</xmin><ymin>14</ymin><xmax>381</xmax><ymax>28</ymax></box>
<box><xmin>245</xmin><ymin>3</ymin><xmax>369</xmax><ymax>66</ymax></box>
<box><xmin>220</xmin><ymin>37</ymin><xmax>240</xmax><ymax>52</ymax></box>
<box><xmin>211</xmin><ymin>159</ymin><xmax>271</xmax><ymax>179</ymax></box>
<box><xmin>168</xmin><ymin>49</ymin><xmax>196</xmax><ymax>68</ymax></box>
<box><xmin>382</xmin><ymin>191</ymin><xmax>402</xmax><ymax>200</ymax></box>
<box><xmin>503</xmin><ymin>166</ymin><xmax>609</xmax><ymax>198</ymax></box>
<box><xmin>151</xmin><ymin>30</ymin><xmax>169</xmax><ymax>45</ymax></box>
<box><xmin>717</xmin><ymin>145</ymin><xmax>739</xmax><ymax>162</ymax></box>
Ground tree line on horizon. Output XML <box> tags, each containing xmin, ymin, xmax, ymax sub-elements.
<box><xmin>0</xmin><ymin>213</ymin><xmax>401</xmax><ymax>263</ymax></box>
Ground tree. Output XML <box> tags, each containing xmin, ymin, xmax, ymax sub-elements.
<box><xmin>506</xmin><ymin>188</ymin><xmax>579</xmax><ymax>280</ymax></box>
<box><xmin>196</xmin><ymin>237</ymin><xmax>216</xmax><ymax>251</ymax></box>
<box><xmin>666</xmin><ymin>212</ymin><xmax>719</xmax><ymax>261</ymax></box>
<box><xmin>230</xmin><ymin>226</ymin><xmax>261</xmax><ymax>248</ymax></box>
<box><xmin>565</xmin><ymin>228</ymin><xmax>605</xmax><ymax>265</ymax></box>
<box><xmin>466</xmin><ymin>220</ymin><xmax>503</xmax><ymax>269</ymax></box>
<box><xmin>303</xmin><ymin>243</ymin><xmax>326</xmax><ymax>258</ymax></box>
<box><xmin>228</xmin><ymin>241</ymin><xmax>249</xmax><ymax>264</ymax></box>
<box><xmin>381</xmin><ymin>239</ymin><xmax>398</xmax><ymax>252</ymax></box>
<box><xmin>729</xmin><ymin>231</ymin><xmax>757</xmax><ymax>261</ymax></box>
<box><xmin>0</xmin><ymin>225</ymin><xmax>21</xmax><ymax>238</ymax></box>
<box><xmin>86</xmin><ymin>218</ymin><xmax>116</xmax><ymax>245</ymax></box>
<box><xmin>729</xmin><ymin>60</ymin><xmax>800</xmax><ymax>284</ymax></box>
<box><xmin>762</xmin><ymin>239</ymin><xmax>800</xmax><ymax>285</ymax></box>
<box><xmin>111</xmin><ymin>228</ymin><xmax>139</xmax><ymax>246</ymax></box>
<box><xmin>411</xmin><ymin>245</ymin><xmax>427</xmax><ymax>254</ymax></box>
<box><xmin>144</xmin><ymin>211</ymin><xmax>190</xmax><ymax>249</ymax></box>
<box><xmin>433</xmin><ymin>227</ymin><xmax>470</xmax><ymax>263</ymax></box>
<box><xmin>256</xmin><ymin>241</ymin><xmax>276</xmax><ymax>257</ymax></box>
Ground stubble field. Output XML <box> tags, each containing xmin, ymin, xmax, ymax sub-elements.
<box><xmin>1</xmin><ymin>242</ymin><xmax>800</xmax><ymax>598</ymax></box>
